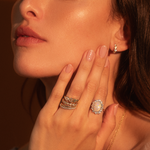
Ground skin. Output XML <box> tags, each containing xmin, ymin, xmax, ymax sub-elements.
<box><xmin>11</xmin><ymin>0</ymin><xmax>150</xmax><ymax>149</ymax></box>
<box><xmin>11</xmin><ymin>0</ymin><xmax>120</xmax><ymax>78</ymax></box>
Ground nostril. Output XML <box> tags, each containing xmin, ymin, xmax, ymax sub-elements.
<box><xmin>27</xmin><ymin>11</ymin><xmax>36</xmax><ymax>17</ymax></box>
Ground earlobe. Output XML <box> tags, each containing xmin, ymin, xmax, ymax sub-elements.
<box><xmin>110</xmin><ymin>20</ymin><xmax>130</xmax><ymax>53</ymax></box>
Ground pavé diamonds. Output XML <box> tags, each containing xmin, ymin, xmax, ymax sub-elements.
<box><xmin>64</xmin><ymin>96</ymin><xmax>79</xmax><ymax>103</ymax></box>
<box><xmin>60</xmin><ymin>96</ymin><xmax>79</xmax><ymax>110</ymax></box>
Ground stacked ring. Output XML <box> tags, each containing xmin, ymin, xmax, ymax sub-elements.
<box><xmin>60</xmin><ymin>96</ymin><xmax>79</xmax><ymax>110</ymax></box>
<box><xmin>90</xmin><ymin>100</ymin><xmax>104</xmax><ymax>114</ymax></box>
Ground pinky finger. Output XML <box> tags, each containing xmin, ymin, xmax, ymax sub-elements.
<box><xmin>45</xmin><ymin>64</ymin><xmax>74</xmax><ymax>114</ymax></box>
<box><xmin>95</xmin><ymin>104</ymin><xmax>118</xmax><ymax>150</ymax></box>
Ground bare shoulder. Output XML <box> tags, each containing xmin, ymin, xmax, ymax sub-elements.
<box><xmin>19</xmin><ymin>143</ymin><xmax>29</xmax><ymax>150</ymax></box>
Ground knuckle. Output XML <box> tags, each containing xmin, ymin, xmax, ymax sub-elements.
<box><xmin>69</xmin><ymin>117</ymin><xmax>84</xmax><ymax>132</ymax></box>
<box><xmin>102</xmin><ymin>68</ymin><xmax>109</xmax><ymax>77</ymax></box>
<box><xmin>36</xmin><ymin>110</ymin><xmax>51</xmax><ymax>129</ymax></box>
<box><xmin>97</xmin><ymin>86</ymin><xmax>108</xmax><ymax>98</ymax></box>
<box><xmin>69</xmin><ymin>121</ymin><xmax>80</xmax><ymax>132</ymax></box>
<box><xmin>81</xmin><ymin>63</ymin><xmax>90</xmax><ymax>71</ymax></box>
<box><xmin>52</xmin><ymin>116</ymin><xmax>62</xmax><ymax>128</ymax></box>
<box><xmin>88</xmin><ymin>123</ymin><xmax>100</xmax><ymax>134</ymax></box>
<box><xmin>94</xmin><ymin>59</ymin><xmax>103</xmax><ymax>68</ymax></box>
<box><xmin>52</xmin><ymin>117</ymin><xmax>66</xmax><ymax>136</ymax></box>
<box><xmin>86</xmin><ymin>80</ymin><xmax>97</xmax><ymax>93</ymax></box>
<box><xmin>70</xmin><ymin>84</ymin><xmax>83</xmax><ymax>96</ymax></box>
<box><xmin>59</xmin><ymin>73</ymin><xmax>69</xmax><ymax>82</ymax></box>
<box><xmin>51</xmin><ymin>88</ymin><xmax>63</xmax><ymax>100</ymax></box>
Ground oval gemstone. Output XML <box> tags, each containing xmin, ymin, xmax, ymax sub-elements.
<box><xmin>93</xmin><ymin>101</ymin><xmax>101</xmax><ymax>111</ymax></box>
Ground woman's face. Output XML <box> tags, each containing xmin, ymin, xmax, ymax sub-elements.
<box><xmin>11</xmin><ymin>0</ymin><xmax>114</xmax><ymax>77</ymax></box>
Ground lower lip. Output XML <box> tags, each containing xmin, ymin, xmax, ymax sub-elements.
<box><xmin>16</xmin><ymin>36</ymin><xmax>45</xmax><ymax>46</ymax></box>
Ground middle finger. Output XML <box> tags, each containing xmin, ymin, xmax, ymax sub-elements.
<box><xmin>58</xmin><ymin>49</ymin><xmax>95</xmax><ymax>114</ymax></box>
<box><xmin>76</xmin><ymin>45</ymin><xmax>108</xmax><ymax>115</ymax></box>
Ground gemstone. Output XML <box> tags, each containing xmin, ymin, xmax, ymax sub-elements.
<box><xmin>91</xmin><ymin>100</ymin><xmax>103</xmax><ymax>114</ymax></box>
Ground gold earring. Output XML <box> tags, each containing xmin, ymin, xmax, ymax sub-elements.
<box><xmin>113</xmin><ymin>44</ymin><xmax>117</xmax><ymax>53</ymax></box>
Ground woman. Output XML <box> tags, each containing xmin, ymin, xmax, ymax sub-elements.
<box><xmin>11</xmin><ymin>0</ymin><xmax>150</xmax><ymax>149</ymax></box>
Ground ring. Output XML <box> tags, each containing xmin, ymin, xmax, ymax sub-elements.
<box><xmin>90</xmin><ymin>100</ymin><xmax>104</xmax><ymax>114</ymax></box>
<box><xmin>64</xmin><ymin>96</ymin><xmax>79</xmax><ymax>103</ymax></box>
<box><xmin>59</xmin><ymin>96</ymin><xmax>79</xmax><ymax>110</ymax></box>
<box><xmin>60</xmin><ymin>103</ymin><xmax>76</xmax><ymax>109</ymax></box>
<box><xmin>62</xmin><ymin>99</ymin><xmax>77</xmax><ymax>107</ymax></box>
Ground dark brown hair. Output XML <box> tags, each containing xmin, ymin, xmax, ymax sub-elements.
<box><xmin>112</xmin><ymin>0</ymin><xmax>150</xmax><ymax>115</ymax></box>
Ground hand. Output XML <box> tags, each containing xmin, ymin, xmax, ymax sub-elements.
<box><xmin>29</xmin><ymin>45</ymin><xmax>118</xmax><ymax>150</ymax></box>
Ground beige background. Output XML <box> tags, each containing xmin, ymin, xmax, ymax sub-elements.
<box><xmin>0</xmin><ymin>0</ymin><xmax>40</xmax><ymax>149</ymax></box>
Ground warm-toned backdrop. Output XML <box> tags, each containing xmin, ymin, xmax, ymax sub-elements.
<box><xmin>0</xmin><ymin>0</ymin><xmax>40</xmax><ymax>149</ymax></box>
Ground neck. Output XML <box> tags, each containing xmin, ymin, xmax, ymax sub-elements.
<box><xmin>40</xmin><ymin>76</ymin><xmax>59</xmax><ymax>100</ymax></box>
<box><xmin>103</xmin><ymin>52</ymin><xmax>121</xmax><ymax>108</ymax></box>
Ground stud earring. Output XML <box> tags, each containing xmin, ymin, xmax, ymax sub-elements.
<box><xmin>113</xmin><ymin>44</ymin><xmax>117</xmax><ymax>53</ymax></box>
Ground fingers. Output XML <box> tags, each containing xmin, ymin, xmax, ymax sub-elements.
<box><xmin>95</xmin><ymin>104</ymin><xmax>118</xmax><ymax>150</ymax></box>
<box><xmin>57</xmin><ymin>50</ymin><xmax>95</xmax><ymax>116</ymax></box>
<box><xmin>89</xmin><ymin>60</ymin><xmax>110</xmax><ymax>121</ymax></box>
<box><xmin>36</xmin><ymin>45</ymin><xmax>111</xmax><ymax>150</ymax></box>
<box><xmin>76</xmin><ymin>46</ymin><xmax>109</xmax><ymax>115</ymax></box>
<box><xmin>46</xmin><ymin>45</ymin><xmax>109</xmax><ymax>117</ymax></box>
<box><xmin>45</xmin><ymin>64</ymin><xmax>74</xmax><ymax>114</ymax></box>
<box><xmin>94</xmin><ymin>58</ymin><xmax>109</xmax><ymax>101</ymax></box>
<box><xmin>67</xmin><ymin>50</ymin><xmax>95</xmax><ymax>100</ymax></box>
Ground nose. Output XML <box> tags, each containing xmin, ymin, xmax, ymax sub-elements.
<box><xmin>19</xmin><ymin>0</ymin><xmax>43</xmax><ymax>20</ymax></box>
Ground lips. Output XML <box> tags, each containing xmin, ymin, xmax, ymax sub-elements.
<box><xmin>15</xmin><ymin>26</ymin><xmax>46</xmax><ymax>46</ymax></box>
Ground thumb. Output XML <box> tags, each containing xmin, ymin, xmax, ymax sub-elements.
<box><xmin>95</xmin><ymin>104</ymin><xmax>118</xmax><ymax>150</ymax></box>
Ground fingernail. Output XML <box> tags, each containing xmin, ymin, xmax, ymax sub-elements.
<box><xmin>114</xmin><ymin>104</ymin><xmax>119</xmax><ymax>116</ymax></box>
<box><xmin>104</xmin><ymin>58</ymin><xmax>109</xmax><ymax>67</ymax></box>
<box><xmin>65</xmin><ymin>64</ymin><xmax>73</xmax><ymax>73</ymax></box>
<box><xmin>86</xmin><ymin>50</ymin><xmax>94</xmax><ymax>61</ymax></box>
<box><xmin>99</xmin><ymin>45</ymin><xmax>107</xmax><ymax>58</ymax></box>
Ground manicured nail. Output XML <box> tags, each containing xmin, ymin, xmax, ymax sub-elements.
<box><xmin>114</xmin><ymin>104</ymin><xmax>119</xmax><ymax>116</ymax></box>
<box><xmin>65</xmin><ymin>64</ymin><xmax>73</xmax><ymax>73</ymax></box>
<box><xmin>86</xmin><ymin>50</ymin><xmax>94</xmax><ymax>61</ymax></box>
<box><xmin>104</xmin><ymin>58</ymin><xmax>109</xmax><ymax>67</ymax></box>
<box><xmin>99</xmin><ymin>45</ymin><xmax>107</xmax><ymax>58</ymax></box>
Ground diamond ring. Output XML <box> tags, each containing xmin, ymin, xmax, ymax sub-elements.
<box><xmin>59</xmin><ymin>96</ymin><xmax>79</xmax><ymax>110</ymax></box>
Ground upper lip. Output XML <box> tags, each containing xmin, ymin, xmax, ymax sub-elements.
<box><xmin>15</xmin><ymin>26</ymin><xmax>46</xmax><ymax>41</ymax></box>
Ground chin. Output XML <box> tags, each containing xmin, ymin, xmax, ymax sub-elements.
<box><xmin>13</xmin><ymin>59</ymin><xmax>62</xmax><ymax>78</ymax></box>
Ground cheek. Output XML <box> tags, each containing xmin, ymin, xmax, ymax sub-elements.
<box><xmin>45</xmin><ymin>0</ymin><xmax>111</xmax><ymax>54</ymax></box>
<box><xmin>43</xmin><ymin>2</ymin><xmax>111</xmax><ymax>63</ymax></box>
<box><xmin>13</xmin><ymin>43</ymin><xmax>81</xmax><ymax>78</ymax></box>
<box><xmin>12</xmin><ymin>0</ymin><xmax>112</xmax><ymax>78</ymax></box>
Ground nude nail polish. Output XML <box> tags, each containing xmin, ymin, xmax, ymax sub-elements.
<box><xmin>86</xmin><ymin>50</ymin><xmax>94</xmax><ymax>61</ymax></box>
<box><xmin>99</xmin><ymin>45</ymin><xmax>107</xmax><ymax>58</ymax></box>
<box><xmin>114</xmin><ymin>104</ymin><xmax>119</xmax><ymax>116</ymax></box>
<box><xmin>65</xmin><ymin>64</ymin><xmax>72</xmax><ymax>73</ymax></box>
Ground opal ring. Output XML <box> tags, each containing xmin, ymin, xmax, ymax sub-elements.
<box><xmin>90</xmin><ymin>100</ymin><xmax>104</xmax><ymax>114</ymax></box>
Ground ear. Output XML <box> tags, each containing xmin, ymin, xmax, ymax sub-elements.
<box><xmin>110</xmin><ymin>19</ymin><xmax>130</xmax><ymax>53</ymax></box>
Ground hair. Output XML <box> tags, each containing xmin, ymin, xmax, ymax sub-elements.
<box><xmin>22</xmin><ymin>0</ymin><xmax>150</xmax><ymax>117</ymax></box>
<box><xmin>112</xmin><ymin>0</ymin><xmax>150</xmax><ymax>115</ymax></box>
